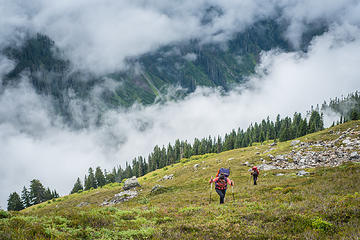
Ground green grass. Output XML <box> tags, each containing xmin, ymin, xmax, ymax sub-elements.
<box><xmin>1</xmin><ymin>121</ymin><xmax>360</xmax><ymax>239</ymax></box>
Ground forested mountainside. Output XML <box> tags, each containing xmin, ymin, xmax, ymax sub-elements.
<box><xmin>2</xmin><ymin>19</ymin><xmax>326</xmax><ymax>112</ymax></box>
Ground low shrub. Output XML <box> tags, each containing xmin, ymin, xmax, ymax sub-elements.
<box><xmin>117</xmin><ymin>227</ymin><xmax>155</xmax><ymax>239</ymax></box>
<box><xmin>179</xmin><ymin>206</ymin><xmax>202</xmax><ymax>215</ymax></box>
<box><xmin>311</xmin><ymin>217</ymin><xmax>334</xmax><ymax>233</ymax></box>
<box><xmin>138</xmin><ymin>197</ymin><xmax>149</xmax><ymax>204</ymax></box>
<box><xmin>0</xmin><ymin>210</ymin><xmax>10</xmax><ymax>219</ymax></box>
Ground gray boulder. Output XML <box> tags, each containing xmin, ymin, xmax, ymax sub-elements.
<box><xmin>242</xmin><ymin>161</ymin><xmax>249</xmax><ymax>166</ymax></box>
<box><xmin>123</xmin><ymin>176</ymin><xmax>141</xmax><ymax>190</ymax></box>
<box><xmin>296</xmin><ymin>170</ymin><xmax>309</xmax><ymax>176</ymax></box>
<box><xmin>151</xmin><ymin>184</ymin><xmax>163</xmax><ymax>193</ymax></box>
<box><xmin>275</xmin><ymin>155</ymin><xmax>286</xmax><ymax>161</ymax></box>
<box><xmin>101</xmin><ymin>190</ymin><xmax>138</xmax><ymax>206</ymax></box>
<box><xmin>193</xmin><ymin>164</ymin><xmax>200</xmax><ymax>170</ymax></box>
<box><xmin>257</xmin><ymin>164</ymin><xmax>278</xmax><ymax>171</ymax></box>
<box><xmin>291</xmin><ymin>140</ymin><xmax>301</xmax><ymax>146</ymax></box>
<box><xmin>350</xmin><ymin>151</ymin><xmax>359</xmax><ymax>160</ymax></box>
<box><xmin>161</xmin><ymin>174</ymin><xmax>174</xmax><ymax>181</ymax></box>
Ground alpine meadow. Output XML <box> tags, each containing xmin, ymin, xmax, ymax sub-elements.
<box><xmin>1</xmin><ymin>1</ymin><xmax>360</xmax><ymax>239</ymax></box>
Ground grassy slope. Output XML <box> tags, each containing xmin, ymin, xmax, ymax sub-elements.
<box><xmin>1</xmin><ymin>121</ymin><xmax>360</xmax><ymax>239</ymax></box>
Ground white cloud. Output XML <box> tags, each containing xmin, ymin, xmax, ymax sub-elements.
<box><xmin>183</xmin><ymin>53</ymin><xmax>197</xmax><ymax>62</ymax></box>
<box><xmin>1</xmin><ymin>0</ymin><xmax>360</xmax><ymax>74</ymax></box>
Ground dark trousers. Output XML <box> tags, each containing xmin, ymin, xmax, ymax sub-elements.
<box><xmin>215</xmin><ymin>188</ymin><xmax>227</xmax><ymax>204</ymax></box>
<box><xmin>253</xmin><ymin>174</ymin><xmax>258</xmax><ymax>185</ymax></box>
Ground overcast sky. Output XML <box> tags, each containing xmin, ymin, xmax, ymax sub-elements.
<box><xmin>1</xmin><ymin>0</ymin><xmax>360</xmax><ymax>208</ymax></box>
<box><xmin>1</xmin><ymin>0</ymin><xmax>360</xmax><ymax>73</ymax></box>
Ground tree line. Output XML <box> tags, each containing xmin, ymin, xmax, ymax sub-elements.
<box><xmin>70</xmin><ymin>109</ymin><xmax>325</xmax><ymax>193</ymax></box>
<box><xmin>7</xmin><ymin>179</ymin><xmax>59</xmax><ymax>211</ymax></box>
<box><xmin>322</xmin><ymin>91</ymin><xmax>360</xmax><ymax>124</ymax></box>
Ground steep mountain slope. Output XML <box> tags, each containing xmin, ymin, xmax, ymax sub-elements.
<box><xmin>1</xmin><ymin>120</ymin><xmax>359</xmax><ymax>239</ymax></box>
<box><xmin>2</xmin><ymin>20</ymin><xmax>326</xmax><ymax>110</ymax></box>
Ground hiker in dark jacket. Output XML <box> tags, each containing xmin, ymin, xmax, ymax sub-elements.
<box><xmin>251</xmin><ymin>166</ymin><xmax>259</xmax><ymax>185</ymax></box>
<box><xmin>209</xmin><ymin>173</ymin><xmax>234</xmax><ymax>204</ymax></box>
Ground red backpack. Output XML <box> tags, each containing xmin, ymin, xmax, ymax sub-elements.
<box><xmin>252</xmin><ymin>166</ymin><xmax>259</xmax><ymax>175</ymax></box>
<box><xmin>215</xmin><ymin>176</ymin><xmax>228</xmax><ymax>190</ymax></box>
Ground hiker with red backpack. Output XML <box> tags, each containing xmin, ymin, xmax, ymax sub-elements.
<box><xmin>209</xmin><ymin>168</ymin><xmax>234</xmax><ymax>204</ymax></box>
<box><xmin>251</xmin><ymin>166</ymin><xmax>259</xmax><ymax>185</ymax></box>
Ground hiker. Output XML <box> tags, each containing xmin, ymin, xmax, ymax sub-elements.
<box><xmin>251</xmin><ymin>166</ymin><xmax>259</xmax><ymax>185</ymax></box>
<box><xmin>209</xmin><ymin>171</ymin><xmax>234</xmax><ymax>204</ymax></box>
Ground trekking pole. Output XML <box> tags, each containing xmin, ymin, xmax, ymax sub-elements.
<box><xmin>209</xmin><ymin>176</ymin><xmax>213</xmax><ymax>204</ymax></box>
<box><xmin>231</xmin><ymin>185</ymin><xmax>235</xmax><ymax>202</ymax></box>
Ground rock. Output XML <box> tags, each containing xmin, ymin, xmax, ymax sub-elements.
<box><xmin>151</xmin><ymin>184</ymin><xmax>163</xmax><ymax>193</ymax></box>
<box><xmin>342</xmin><ymin>139</ymin><xmax>352</xmax><ymax>145</ymax></box>
<box><xmin>350</xmin><ymin>151</ymin><xmax>359</xmax><ymax>160</ymax></box>
<box><xmin>276</xmin><ymin>173</ymin><xmax>285</xmax><ymax>176</ymax></box>
<box><xmin>162</xmin><ymin>174</ymin><xmax>174</xmax><ymax>181</ymax></box>
<box><xmin>275</xmin><ymin>155</ymin><xmax>286</xmax><ymax>161</ymax></box>
<box><xmin>257</xmin><ymin>164</ymin><xmax>278</xmax><ymax>171</ymax></box>
<box><xmin>76</xmin><ymin>202</ymin><xmax>89</xmax><ymax>207</ymax></box>
<box><xmin>123</xmin><ymin>176</ymin><xmax>141</xmax><ymax>190</ymax></box>
<box><xmin>228</xmin><ymin>158</ymin><xmax>234</xmax><ymax>161</ymax></box>
<box><xmin>296</xmin><ymin>170</ymin><xmax>309</xmax><ymax>176</ymax></box>
<box><xmin>270</xmin><ymin>142</ymin><xmax>277</xmax><ymax>146</ymax></box>
<box><xmin>101</xmin><ymin>190</ymin><xmax>138</xmax><ymax>206</ymax></box>
<box><xmin>242</xmin><ymin>161</ymin><xmax>249</xmax><ymax>166</ymax></box>
<box><xmin>291</xmin><ymin>140</ymin><xmax>301</xmax><ymax>146</ymax></box>
<box><xmin>193</xmin><ymin>164</ymin><xmax>200</xmax><ymax>170</ymax></box>
<box><xmin>256</xmin><ymin>152</ymin><xmax>260</xmax><ymax>155</ymax></box>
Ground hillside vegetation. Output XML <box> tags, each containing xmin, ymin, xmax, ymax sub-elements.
<box><xmin>1</xmin><ymin>121</ymin><xmax>360</xmax><ymax>239</ymax></box>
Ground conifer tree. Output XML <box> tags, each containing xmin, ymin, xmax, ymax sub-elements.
<box><xmin>71</xmin><ymin>177</ymin><xmax>83</xmax><ymax>194</ymax></box>
<box><xmin>7</xmin><ymin>192</ymin><xmax>24</xmax><ymax>211</ymax></box>
<box><xmin>350</xmin><ymin>109</ymin><xmax>359</xmax><ymax>120</ymax></box>
<box><xmin>84</xmin><ymin>168</ymin><xmax>97</xmax><ymax>190</ymax></box>
<box><xmin>29</xmin><ymin>179</ymin><xmax>46</xmax><ymax>205</ymax></box>
<box><xmin>44</xmin><ymin>187</ymin><xmax>53</xmax><ymax>201</ymax></box>
<box><xmin>95</xmin><ymin>167</ymin><xmax>106</xmax><ymax>187</ymax></box>
<box><xmin>21</xmin><ymin>186</ymin><xmax>31</xmax><ymax>208</ymax></box>
<box><xmin>52</xmin><ymin>190</ymin><xmax>59</xmax><ymax>198</ymax></box>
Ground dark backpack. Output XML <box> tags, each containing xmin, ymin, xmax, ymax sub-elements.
<box><xmin>216</xmin><ymin>168</ymin><xmax>230</xmax><ymax>178</ymax></box>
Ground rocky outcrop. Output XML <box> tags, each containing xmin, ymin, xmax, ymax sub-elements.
<box><xmin>263</xmin><ymin>127</ymin><xmax>360</xmax><ymax>170</ymax></box>
<box><xmin>296</xmin><ymin>170</ymin><xmax>309</xmax><ymax>176</ymax></box>
<box><xmin>123</xmin><ymin>176</ymin><xmax>141</xmax><ymax>190</ymax></box>
<box><xmin>257</xmin><ymin>164</ymin><xmax>279</xmax><ymax>171</ymax></box>
<box><xmin>101</xmin><ymin>190</ymin><xmax>138</xmax><ymax>206</ymax></box>
<box><xmin>151</xmin><ymin>184</ymin><xmax>163</xmax><ymax>193</ymax></box>
<box><xmin>160</xmin><ymin>174</ymin><xmax>174</xmax><ymax>181</ymax></box>
<box><xmin>76</xmin><ymin>202</ymin><xmax>90</xmax><ymax>207</ymax></box>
